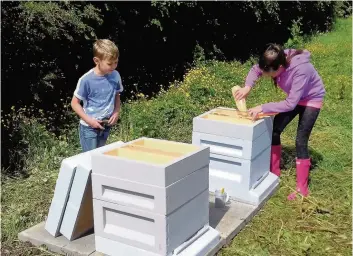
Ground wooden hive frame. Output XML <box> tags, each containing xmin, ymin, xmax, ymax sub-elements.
<box><xmin>201</xmin><ymin>108</ymin><xmax>276</xmax><ymax>124</ymax></box>
<box><xmin>103</xmin><ymin>138</ymin><xmax>199</xmax><ymax>165</ymax></box>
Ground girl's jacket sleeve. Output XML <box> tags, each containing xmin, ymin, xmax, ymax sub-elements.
<box><xmin>261</xmin><ymin>69</ymin><xmax>308</xmax><ymax>113</ymax></box>
<box><xmin>245</xmin><ymin>64</ymin><xmax>263</xmax><ymax>87</ymax></box>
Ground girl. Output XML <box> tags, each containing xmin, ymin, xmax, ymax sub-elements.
<box><xmin>234</xmin><ymin>43</ymin><xmax>325</xmax><ymax>200</ymax></box>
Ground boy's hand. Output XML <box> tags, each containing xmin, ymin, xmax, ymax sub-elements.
<box><xmin>87</xmin><ymin>118</ymin><xmax>104</xmax><ymax>130</ymax></box>
<box><xmin>234</xmin><ymin>86</ymin><xmax>251</xmax><ymax>101</ymax></box>
<box><xmin>108</xmin><ymin>112</ymin><xmax>119</xmax><ymax>126</ymax></box>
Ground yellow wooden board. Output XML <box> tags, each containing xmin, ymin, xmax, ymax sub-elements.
<box><xmin>231</xmin><ymin>86</ymin><xmax>248</xmax><ymax>112</ymax></box>
<box><xmin>202</xmin><ymin>113</ymin><xmax>254</xmax><ymax>125</ymax></box>
<box><xmin>132</xmin><ymin>139</ymin><xmax>198</xmax><ymax>154</ymax></box>
<box><xmin>211</xmin><ymin>109</ymin><xmax>248</xmax><ymax>118</ymax></box>
<box><xmin>103</xmin><ymin>139</ymin><xmax>201</xmax><ymax>164</ymax></box>
<box><xmin>122</xmin><ymin>145</ymin><xmax>184</xmax><ymax>157</ymax></box>
<box><xmin>208</xmin><ymin>108</ymin><xmax>277</xmax><ymax>122</ymax></box>
<box><xmin>104</xmin><ymin>147</ymin><xmax>175</xmax><ymax>164</ymax></box>
<box><xmin>71</xmin><ymin>175</ymin><xmax>93</xmax><ymax>240</ymax></box>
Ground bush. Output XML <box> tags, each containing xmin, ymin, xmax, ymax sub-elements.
<box><xmin>1</xmin><ymin>101</ymin><xmax>79</xmax><ymax>177</ymax></box>
<box><xmin>1</xmin><ymin>1</ymin><xmax>342</xmax><ymax>174</ymax></box>
<box><xmin>335</xmin><ymin>0</ymin><xmax>352</xmax><ymax>18</ymax></box>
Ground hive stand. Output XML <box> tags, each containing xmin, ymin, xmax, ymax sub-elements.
<box><xmin>91</xmin><ymin>137</ymin><xmax>221</xmax><ymax>256</ymax></box>
<box><xmin>192</xmin><ymin>107</ymin><xmax>279</xmax><ymax>205</ymax></box>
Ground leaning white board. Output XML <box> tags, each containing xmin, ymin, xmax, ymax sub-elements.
<box><xmin>59</xmin><ymin>141</ymin><xmax>125</xmax><ymax>241</ymax></box>
<box><xmin>44</xmin><ymin>152</ymin><xmax>89</xmax><ymax>237</ymax></box>
<box><xmin>59</xmin><ymin>162</ymin><xmax>92</xmax><ymax>240</ymax></box>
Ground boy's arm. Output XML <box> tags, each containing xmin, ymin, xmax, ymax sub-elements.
<box><xmin>108</xmin><ymin>71</ymin><xmax>123</xmax><ymax>126</ymax></box>
<box><xmin>71</xmin><ymin>96</ymin><xmax>104</xmax><ymax>129</ymax></box>
<box><xmin>114</xmin><ymin>93</ymin><xmax>121</xmax><ymax>113</ymax></box>
<box><xmin>108</xmin><ymin>93</ymin><xmax>121</xmax><ymax>125</ymax></box>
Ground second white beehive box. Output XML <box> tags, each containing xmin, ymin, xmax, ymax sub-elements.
<box><xmin>192</xmin><ymin>107</ymin><xmax>279</xmax><ymax>205</ymax></box>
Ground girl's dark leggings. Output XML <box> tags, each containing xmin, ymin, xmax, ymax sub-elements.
<box><xmin>272</xmin><ymin>105</ymin><xmax>320</xmax><ymax>159</ymax></box>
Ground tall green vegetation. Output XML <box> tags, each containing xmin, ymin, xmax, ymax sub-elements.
<box><xmin>1</xmin><ymin>1</ymin><xmax>351</xmax><ymax>174</ymax></box>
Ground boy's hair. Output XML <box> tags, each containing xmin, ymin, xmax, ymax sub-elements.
<box><xmin>93</xmin><ymin>39</ymin><xmax>119</xmax><ymax>60</ymax></box>
<box><xmin>258</xmin><ymin>43</ymin><xmax>303</xmax><ymax>73</ymax></box>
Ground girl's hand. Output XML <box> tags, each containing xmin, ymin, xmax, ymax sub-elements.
<box><xmin>108</xmin><ymin>112</ymin><xmax>119</xmax><ymax>126</ymax></box>
<box><xmin>248</xmin><ymin>105</ymin><xmax>263</xmax><ymax>121</ymax></box>
<box><xmin>234</xmin><ymin>86</ymin><xmax>251</xmax><ymax>100</ymax></box>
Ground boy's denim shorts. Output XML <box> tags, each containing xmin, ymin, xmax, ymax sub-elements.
<box><xmin>79</xmin><ymin>123</ymin><xmax>111</xmax><ymax>152</ymax></box>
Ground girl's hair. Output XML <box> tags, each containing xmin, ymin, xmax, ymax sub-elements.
<box><xmin>258</xmin><ymin>43</ymin><xmax>303</xmax><ymax>85</ymax></box>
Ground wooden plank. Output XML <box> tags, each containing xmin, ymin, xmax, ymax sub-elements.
<box><xmin>212</xmin><ymin>109</ymin><xmax>277</xmax><ymax>120</ymax></box>
<box><xmin>122</xmin><ymin>145</ymin><xmax>184</xmax><ymax>157</ymax></box>
<box><xmin>104</xmin><ymin>148</ymin><xmax>176</xmax><ymax>164</ymax></box>
<box><xmin>70</xmin><ymin>174</ymin><xmax>94</xmax><ymax>239</ymax></box>
<box><xmin>202</xmin><ymin>114</ymin><xmax>254</xmax><ymax>125</ymax></box>
<box><xmin>132</xmin><ymin>138</ymin><xmax>198</xmax><ymax>154</ymax></box>
<box><xmin>212</xmin><ymin>109</ymin><xmax>241</xmax><ymax>117</ymax></box>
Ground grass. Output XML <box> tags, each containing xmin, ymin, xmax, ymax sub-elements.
<box><xmin>1</xmin><ymin>17</ymin><xmax>352</xmax><ymax>255</ymax></box>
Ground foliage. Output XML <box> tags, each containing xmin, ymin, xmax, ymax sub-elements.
<box><xmin>2</xmin><ymin>17</ymin><xmax>352</xmax><ymax>255</ymax></box>
<box><xmin>19</xmin><ymin>1</ymin><xmax>103</xmax><ymax>41</ymax></box>
<box><xmin>2</xmin><ymin>1</ymin><xmax>102</xmax><ymax>104</ymax></box>
<box><xmin>1</xmin><ymin>1</ymin><xmax>338</xmax><ymax>111</ymax></box>
<box><xmin>2</xmin><ymin>2</ymin><xmax>340</xmax><ymax>172</ymax></box>
<box><xmin>284</xmin><ymin>18</ymin><xmax>306</xmax><ymax>49</ymax></box>
<box><xmin>2</xmin><ymin>1</ymin><xmax>339</xmax><ymax>168</ymax></box>
<box><xmin>334</xmin><ymin>0</ymin><xmax>353</xmax><ymax>18</ymax></box>
<box><xmin>1</xmin><ymin>99</ymin><xmax>78</xmax><ymax>176</ymax></box>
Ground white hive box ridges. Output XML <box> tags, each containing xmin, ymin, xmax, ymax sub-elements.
<box><xmin>192</xmin><ymin>107</ymin><xmax>279</xmax><ymax>205</ymax></box>
<box><xmin>91</xmin><ymin>137</ymin><xmax>220</xmax><ymax>256</ymax></box>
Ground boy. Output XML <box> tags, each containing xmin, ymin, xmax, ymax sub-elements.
<box><xmin>71</xmin><ymin>39</ymin><xmax>123</xmax><ymax>152</ymax></box>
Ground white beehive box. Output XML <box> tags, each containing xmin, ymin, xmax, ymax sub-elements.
<box><xmin>93</xmin><ymin>190</ymin><xmax>210</xmax><ymax>255</ymax></box>
<box><xmin>91</xmin><ymin>137</ymin><xmax>216</xmax><ymax>256</ymax></box>
<box><xmin>192</xmin><ymin>107</ymin><xmax>279</xmax><ymax>205</ymax></box>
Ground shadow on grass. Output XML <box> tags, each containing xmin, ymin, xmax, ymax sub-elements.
<box><xmin>281</xmin><ymin>145</ymin><xmax>324</xmax><ymax>171</ymax></box>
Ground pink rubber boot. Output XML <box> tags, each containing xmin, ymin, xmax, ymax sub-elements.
<box><xmin>270</xmin><ymin>145</ymin><xmax>281</xmax><ymax>176</ymax></box>
<box><xmin>288</xmin><ymin>158</ymin><xmax>311</xmax><ymax>200</ymax></box>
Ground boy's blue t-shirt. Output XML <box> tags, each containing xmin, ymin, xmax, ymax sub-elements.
<box><xmin>74</xmin><ymin>69</ymin><xmax>123</xmax><ymax>126</ymax></box>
